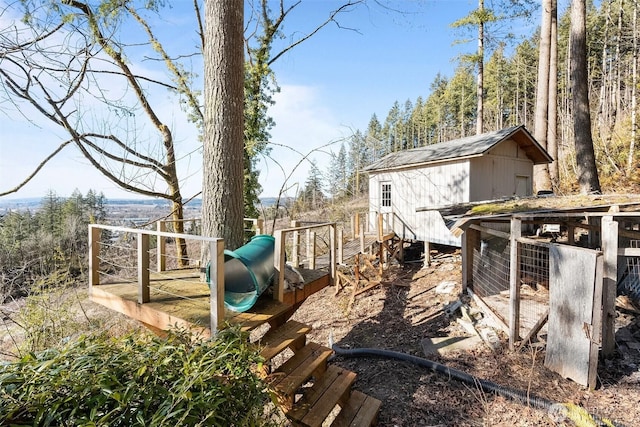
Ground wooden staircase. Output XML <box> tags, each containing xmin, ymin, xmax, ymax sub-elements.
<box><xmin>258</xmin><ymin>320</ymin><xmax>382</xmax><ymax>427</ymax></box>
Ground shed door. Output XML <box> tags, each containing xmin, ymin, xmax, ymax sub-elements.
<box><xmin>515</xmin><ymin>175</ymin><xmax>530</xmax><ymax>197</ymax></box>
<box><xmin>380</xmin><ymin>181</ymin><xmax>392</xmax><ymax>213</ymax></box>
<box><xmin>544</xmin><ymin>244</ymin><xmax>603</xmax><ymax>388</ymax></box>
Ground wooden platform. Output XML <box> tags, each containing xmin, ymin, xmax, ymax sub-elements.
<box><xmin>90</xmin><ymin>267</ymin><xmax>330</xmax><ymax>336</ymax></box>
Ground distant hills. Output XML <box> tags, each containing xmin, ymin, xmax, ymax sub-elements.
<box><xmin>0</xmin><ymin>196</ymin><xmax>291</xmax><ymax>212</ymax></box>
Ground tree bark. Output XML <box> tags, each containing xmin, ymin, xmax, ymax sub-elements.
<box><xmin>476</xmin><ymin>0</ymin><xmax>485</xmax><ymax>135</ymax></box>
<box><xmin>571</xmin><ymin>0</ymin><xmax>601</xmax><ymax>194</ymax></box>
<box><xmin>547</xmin><ymin>0</ymin><xmax>559</xmax><ymax>187</ymax></box>
<box><xmin>628</xmin><ymin>0</ymin><xmax>638</xmax><ymax>175</ymax></box>
<box><xmin>533</xmin><ymin>0</ymin><xmax>553</xmax><ymax>193</ymax></box>
<box><xmin>202</xmin><ymin>0</ymin><xmax>245</xmax><ymax>250</ymax></box>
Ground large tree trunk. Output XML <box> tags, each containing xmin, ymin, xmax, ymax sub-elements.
<box><xmin>476</xmin><ymin>0</ymin><xmax>484</xmax><ymax>135</ymax></box>
<box><xmin>628</xmin><ymin>0</ymin><xmax>638</xmax><ymax>175</ymax></box>
<box><xmin>547</xmin><ymin>0</ymin><xmax>559</xmax><ymax>188</ymax></box>
<box><xmin>571</xmin><ymin>0</ymin><xmax>601</xmax><ymax>194</ymax></box>
<box><xmin>533</xmin><ymin>0</ymin><xmax>553</xmax><ymax>193</ymax></box>
<box><xmin>202</xmin><ymin>0</ymin><xmax>245</xmax><ymax>251</ymax></box>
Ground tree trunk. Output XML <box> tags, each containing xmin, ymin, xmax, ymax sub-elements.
<box><xmin>476</xmin><ymin>0</ymin><xmax>485</xmax><ymax>135</ymax></box>
<box><xmin>628</xmin><ymin>0</ymin><xmax>638</xmax><ymax>175</ymax></box>
<box><xmin>571</xmin><ymin>0</ymin><xmax>601</xmax><ymax>194</ymax></box>
<box><xmin>202</xmin><ymin>0</ymin><xmax>245</xmax><ymax>251</ymax></box>
<box><xmin>533</xmin><ymin>0</ymin><xmax>553</xmax><ymax>193</ymax></box>
<box><xmin>547</xmin><ymin>0</ymin><xmax>559</xmax><ymax>188</ymax></box>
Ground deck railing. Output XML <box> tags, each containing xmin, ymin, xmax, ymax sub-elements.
<box><xmin>88</xmin><ymin>224</ymin><xmax>226</xmax><ymax>331</ymax></box>
<box><xmin>273</xmin><ymin>222</ymin><xmax>337</xmax><ymax>302</ymax></box>
<box><xmin>155</xmin><ymin>218</ymin><xmax>263</xmax><ymax>272</ymax></box>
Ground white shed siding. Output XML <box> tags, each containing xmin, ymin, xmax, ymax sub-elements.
<box><xmin>369</xmin><ymin>160</ymin><xmax>470</xmax><ymax>245</ymax></box>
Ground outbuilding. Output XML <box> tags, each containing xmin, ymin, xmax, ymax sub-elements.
<box><xmin>364</xmin><ymin>125</ymin><xmax>552</xmax><ymax>247</ymax></box>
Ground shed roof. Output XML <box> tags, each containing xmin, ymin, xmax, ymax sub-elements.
<box><xmin>364</xmin><ymin>125</ymin><xmax>552</xmax><ymax>173</ymax></box>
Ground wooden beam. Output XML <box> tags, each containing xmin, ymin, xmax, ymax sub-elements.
<box><xmin>138</xmin><ymin>232</ymin><xmax>150</xmax><ymax>304</ymax></box>
<box><xmin>519</xmin><ymin>308</ymin><xmax>549</xmax><ymax>346</ymax></box>
<box><xmin>274</xmin><ymin>229</ymin><xmax>286</xmax><ymax>302</ymax></box>
<box><xmin>156</xmin><ymin>221</ymin><xmax>166</xmax><ymax>272</ymax></box>
<box><xmin>291</xmin><ymin>220</ymin><xmax>300</xmax><ymax>267</ymax></box>
<box><xmin>209</xmin><ymin>239</ymin><xmax>225</xmax><ymax>333</ymax></box>
<box><xmin>329</xmin><ymin>224</ymin><xmax>337</xmax><ymax>286</ymax></box>
<box><xmin>338</xmin><ymin>228</ymin><xmax>344</xmax><ymax>264</ymax></box>
<box><xmin>509</xmin><ymin>217</ymin><xmax>522</xmax><ymax>349</ymax></box>
<box><xmin>601</xmin><ymin>216</ymin><xmax>618</xmax><ymax>356</ymax></box>
<box><xmin>90</xmin><ymin>287</ymin><xmax>210</xmax><ymax>338</ymax></box>
<box><xmin>88</xmin><ymin>225</ymin><xmax>101</xmax><ymax>290</ymax></box>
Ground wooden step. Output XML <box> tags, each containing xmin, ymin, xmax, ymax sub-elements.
<box><xmin>268</xmin><ymin>342</ymin><xmax>333</xmax><ymax>408</ymax></box>
<box><xmin>259</xmin><ymin>320</ymin><xmax>312</xmax><ymax>362</ymax></box>
<box><xmin>330</xmin><ymin>390</ymin><xmax>381</xmax><ymax>427</ymax></box>
<box><xmin>286</xmin><ymin>365</ymin><xmax>357</xmax><ymax>427</ymax></box>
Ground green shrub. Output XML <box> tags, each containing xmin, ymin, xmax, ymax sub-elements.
<box><xmin>0</xmin><ymin>328</ymin><xmax>277</xmax><ymax>426</ymax></box>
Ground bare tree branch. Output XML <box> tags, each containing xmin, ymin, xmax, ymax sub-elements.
<box><xmin>0</xmin><ymin>139</ymin><xmax>73</xmax><ymax>197</ymax></box>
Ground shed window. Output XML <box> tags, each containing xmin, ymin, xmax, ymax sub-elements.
<box><xmin>381</xmin><ymin>183</ymin><xmax>392</xmax><ymax>207</ymax></box>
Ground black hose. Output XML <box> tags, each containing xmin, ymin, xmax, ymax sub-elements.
<box><xmin>332</xmin><ymin>345</ymin><xmax>553</xmax><ymax>410</ymax></box>
<box><xmin>332</xmin><ymin>345</ymin><xmax>624</xmax><ymax>427</ymax></box>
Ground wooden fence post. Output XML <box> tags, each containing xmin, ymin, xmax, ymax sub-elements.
<box><xmin>308</xmin><ymin>231</ymin><xmax>316</xmax><ymax>269</ymax></box>
<box><xmin>209</xmin><ymin>239</ymin><xmax>225</xmax><ymax>334</ymax></box>
<box><xmin>88</xmin><ymin>225</ymin><xmax>101</xmax><ymax>293</ymax></box>
<box><xmin>291</xmin><ymin>220</ymin><xmax>300</xmax><ymax>267</ymax></box>
<box><xmin>338</xmin><ymin>228</ymin><xmax>344</xmax><ymax>264</ymax></box>
<box><xmin>274</xmin><ymin>229</ymin><xmax>286</xmax><ymax>302</ymax></box>
<box><xmin>138</xmin><ymin>232</ymin><xmax>150</xmax><ymax>304</ymax></box>
<box><xmin>157</xmin><ymin>221</ymin><xmax>166</xmax><ymax>272</ymax></box>
<box><xmin>329</xmin><ymin>224</ymin><xmax>337</xmax><ymax>286</ymax></box>
<box><xmin>601</xmin><ymin>215</ymin><xmax>618</xmax><ymax>356</ymax></box>
<box><xmin>256</xmin><ymin>218</ymin><xmax>264</xmax><ymax>235</ymax></box>
<box><xmin>509</xmin><ymin>217</ymin><xmax>522</xmax><ymax>349</ymax></box>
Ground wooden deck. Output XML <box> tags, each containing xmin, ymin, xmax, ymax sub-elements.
<box><xmin>90</xmin><ymin>267</ymin><xmax>330</xmax><ymax>336</ymax></box>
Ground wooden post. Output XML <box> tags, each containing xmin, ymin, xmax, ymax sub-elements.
<box><xmin>274</xmin><ymin>229</ymin><xmax>286</xmax><ymax>302</ymax></box>
<box><xmin>567</xmin><ymin>224</ymin><xmax>575</xmax><ymax>245</ymax></box>
<box><xmin>338</xmin><ymin>228</ymin><xmax>344</xmax><ymax>264</ymax></box>
<box><xmin>88</xmin><ymin>225</ymin><xmax>101</xmax><ymax>292</ymax></box>
<box><xmin>138</xmin><ymin>232</ymin><xmax>150</xmax><ymax>304</ymax></box>
<box><xmin>157</xmin><ymin>221</ymin><xmax>166</xmax><ymax>272</ymax></box>
<box><xmin>601</xmin><ymin>215</ymin><xmax>618</xmax><ymax>356</ymax></box>
<box><xmin>423</xmin><ymin>241</ymin><xmax>431</xmax><ymax>268</ymax></box>
<box><xmin>209</xmin><ymin>239</ymin><xmax>225</xmax><ymax>333</ymax></box>
<box><xmin>256</xmin><ymin>218</ymin><xmax>264</xmax><ymax>235</ymax></box>
<box><xmin>291</xmin><ymin>220</ymin><xmax>300</xmax><ymax>267</ymax></box>
<box><xmin>352</xmin><ymin>214</ymin><xmax>357</xmax><ymax>237</ymax></box>
<box><xmin>377</xmin><ymin>213</ymin><xmax>383</xmax><ymax>242</ymax></box>
<box><xmin>329</xmin><ymin>224</ymin><xmax>337</xmax><ymax>286</ymax></box>
<box><xmin>308</xmin><ymin>231</ymin><xmax>316</xmax><ymax>269</ymax></box>
<box><xmin>461</xmin><ymin>229</ymin><xmax>476</xmax><ymax>293</ymax></box>
<box><xmin>509</xmin><ymin>217</ymin><xmax>522</xmax><ymax>349</ymax></box>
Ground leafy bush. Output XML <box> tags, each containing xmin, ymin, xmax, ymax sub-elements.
<box><xmin>0</xmin><ymin>328</ymin><xmax>277</xmax><ymax>426</ymax></box>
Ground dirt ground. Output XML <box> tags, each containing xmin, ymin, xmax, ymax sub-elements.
<box><xmin>291</xmin><ymin>249</ymin><xmax>640</xmax><ymax>427</ymax></box>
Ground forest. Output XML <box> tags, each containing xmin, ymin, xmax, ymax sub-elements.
<box><xmin>308</xmin><ymin>0</ymin><xmax>640</xmax><ymax>210</ymax></box>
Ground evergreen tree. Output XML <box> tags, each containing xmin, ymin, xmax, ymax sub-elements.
<box><xmin>300</xmin><ymin>162</ymin><xmax>325</xmax><ymax>210</ymax></box>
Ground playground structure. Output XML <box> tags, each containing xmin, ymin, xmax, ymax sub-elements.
<box><xmin>87</xmin><ymin>214</ymin><xmax>394</xmax><ymax>427</ymax></box>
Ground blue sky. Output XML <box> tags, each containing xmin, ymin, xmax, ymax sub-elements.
<box><xmin>0</xmin><ymin>0</ymin><xmax>539</xmax><ymax>201</ymax></box>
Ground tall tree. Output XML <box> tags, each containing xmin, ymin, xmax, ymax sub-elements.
<box><xmin>571</xmin><ymin>0</ymin><xmax>601</xmax><ymax>193</ymax></box>
<box><xmin>628</xmin><ymin>0</ymin><xmax>638</xmax><ymax>175</ymax></box>
<box><xmin>533</xmin><ymin>0</ymin><xmax>554</xmax><ymax>193</ymax></box>
<box><xmin>202</xmin><ymin>0</ymin><xmax>245</xmax><ymax>249</ymax></box>
<box><xmin>547</xmin><ymin>0</ymin><xmax>559</xmax><ymax>186</ymax></box>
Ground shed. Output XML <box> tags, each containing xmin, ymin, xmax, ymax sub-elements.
<box><xmin>364</xmin><ymin>125</ymin><xmax>552</xmax><ymax>247</ymax></box>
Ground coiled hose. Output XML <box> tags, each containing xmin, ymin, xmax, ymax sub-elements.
<box><xmin>332</xmin><ymin>345</ymin><xmax>624</xmax><ymax>427</ymax></box>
